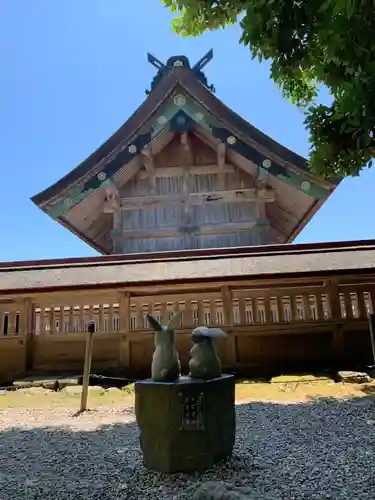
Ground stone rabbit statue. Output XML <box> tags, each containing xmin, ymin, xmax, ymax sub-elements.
<box><xmin>146</xmin><ymin>312</ymin><xmax>182</xmax><ymax>382</ymax></box>
<box><xmin>189</xmin><ymin>327</ymin><xmax>227</xmax><ymax>379</ymax></box>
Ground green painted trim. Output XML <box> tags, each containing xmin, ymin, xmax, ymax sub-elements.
<box><xmin>151</xmin><ymin>94</ymin><xmax>329</xmax><ymax>200</ymax></box>
<box><xmin>151</xmin><ymin>94</ymin><xmax>216</xmax><ymax>137</ymax></box>
<box><xmin>50</xmin><ymin>93</ymin><xmax>329</xmax><ymax>223</ymax></box>
<box><xmin>256</xmin><ymin>220</ymin><xmax>271</xmax><ymax>227</ymax></box>
<box><xmin>47</xmin><ymin>178</ymin><xmax>114</xmax><ymax>220</ymax></box>
<box><xmin>275</xmin><ymin>170</ymin><xmax>328</xmax><ymax>199</ymax></box>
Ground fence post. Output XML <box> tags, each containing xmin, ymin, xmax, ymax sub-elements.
<box><xmin>368</xmin><ymin>314</ymin><xmax>375</xmax><ymax>366</ymax></box>
<box><xmin>80</xmin><ymin>321</ymin><xmax>96</xmax><ymax>413</ymax></box>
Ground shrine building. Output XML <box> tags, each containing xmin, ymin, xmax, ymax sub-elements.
<box><xmin>0</xmin><ymin>52</ymin><xmax>374</xmax><ymax>384</ymax></box>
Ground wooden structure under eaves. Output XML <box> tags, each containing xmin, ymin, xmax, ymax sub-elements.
<box><xmin>31</xmin><ymin>51</ymin><xmax>337</xmax><ymax>255</ymax></box>
<box><xmin>1</xmin><ymin>239</ymin><xmax>375</xmax><ymax>384</ymax></box>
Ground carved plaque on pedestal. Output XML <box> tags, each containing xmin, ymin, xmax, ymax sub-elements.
<box><xmin>179</xmin><ymin>393</ymin><xmax>204</xmax><ymax>431</ymax></box>
<box><xmin>135</xmin><ymin>375</ymin><xmax>235</xmax><ymax>472</ymax></box>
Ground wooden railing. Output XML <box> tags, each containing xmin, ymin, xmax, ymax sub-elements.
<box><xmin>0</xmin><ymin>276</ymin><xmax>374</xmax><ymax>381</ymax></box>
<box><xmin>23</xmin><ymin>282</ymin><xmax>374</xmax><ymax>337</ymax></box>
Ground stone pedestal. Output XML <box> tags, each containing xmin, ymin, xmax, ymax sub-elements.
<box><xmin>135</xmin><ymin>374</ymin><xmax>235</xmax><ymax>473</ymax></box>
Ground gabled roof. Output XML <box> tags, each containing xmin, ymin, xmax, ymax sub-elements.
<box><xmin>31</xmin><ymin>54</ymin><xmax>338</xmax><ymax>254</ymax></box>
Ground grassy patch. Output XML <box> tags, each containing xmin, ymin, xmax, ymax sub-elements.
<box><xmin>0</xmin><ymin>386</ymin><xmax>135</xmax><ymax>409</ymax></box>
<box><xmin>235</xmin><ymin>376</ymin><xmax>375</xmax><ymax>402</ymax></box>
<box><xmin>1</xmin><ymin>378</ymin><xmax>375</xmax><ymax>410</ymax></box>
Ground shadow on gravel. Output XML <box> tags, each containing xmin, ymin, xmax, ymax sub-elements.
<box><xmin>1</xmin><ymin>395</ymin><xmax>375</xmax><ymax>500</ymax></box>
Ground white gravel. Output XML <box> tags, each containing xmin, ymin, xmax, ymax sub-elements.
<box><xmin>1</xmin><ymin>397</ymin><xmax>375</xmax><ymax>499</ymax></box>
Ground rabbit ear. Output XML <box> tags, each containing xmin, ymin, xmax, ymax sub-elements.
<box><xmin>167</xmin><ymin>310</ymin><xmax>183</xmax><ymax>331</ymax></box>
<box><xmin>206</xmin><ymin>328</ymin><xmax>227</xmax><ymax>338</ymax></box>
<box><xmin>192</xmin><ymin>327</ymin><xmax>227</xmax><ymax>340</ymax></box>
<box><xmin>146</xmin><ymin>313</ymin><xmax>163</xmax><ymax>332</ymax></box>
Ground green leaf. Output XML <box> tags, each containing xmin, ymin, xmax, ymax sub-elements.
<box><xmin>162</xmin><ymin>0</ymin><xmax>375</xmax><ymax>179</ymax></box>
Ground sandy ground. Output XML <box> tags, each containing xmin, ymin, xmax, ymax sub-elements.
<box><xmin>1</xmin><ymin>377</ymin><xmax>375</xmax><ymax>499</ymax></box>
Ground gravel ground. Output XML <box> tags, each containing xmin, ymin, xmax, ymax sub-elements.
<box><xmin>1</xmin><ymin>397</ymin><xmax>375</xmax><ymax>500</ymax></box>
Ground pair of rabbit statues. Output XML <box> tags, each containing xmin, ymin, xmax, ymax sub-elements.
<box><xmin>146</xmin><ymin>311</ymin><xmax>227</xmax><ymax>382</ymax></box>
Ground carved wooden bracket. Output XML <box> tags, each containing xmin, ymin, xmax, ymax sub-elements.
<box><xmin>141</xmin><ymin>148</ymin><xmax>157</xmax><ymax>194</ymax></box>
<box><xmin>103</xmin><ymin>185</ymin><xmax>120</xmax><ymax>214</ymax></box>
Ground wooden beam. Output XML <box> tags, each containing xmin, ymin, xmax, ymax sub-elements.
<box><xmin>182</xmin><ymin>166</ymin><xmax>192</xmax><ymax>224</ymax></box>
<box><xmin>137</xmin><ymin>164</ymin><xmax>235</xmax><ymax>179</ymax></box>
<box><xmin>217</xmin><ymin>142</ymin><xmax>226</xmax><ymax>190</ymax></box>
<box><xmin>180</xmin><ymin>132</ymin><xmax>194</xmax><ymax>165</ymax></box>
<box><xmin>102</xmin><ymin>186</ymin><xmax>121</xmax><ymax>252</ymax></box>
<box><xmin>141</xmin><ymin>148</ymin><xmax>156</xmax><ymax>194</ymax></box>
<box><xmin>180</xmin><ymin>132</ymin><xmax>194</xmax><ymax>248</ymax></box>
<box><xmin>119</xmin><ymin>220</ymin><xmax>258</xmax><ymax>239</ymax></box>
<box><xmin>120</xmin><ymin>188</ymin><xmax>275</xmax><ymax>211</ymax></box>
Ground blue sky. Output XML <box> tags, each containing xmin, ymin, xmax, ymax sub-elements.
<box><xmin>0</xmin><ymin>1</ymin><xmax>373</xmax><ymax>262</ymax></box>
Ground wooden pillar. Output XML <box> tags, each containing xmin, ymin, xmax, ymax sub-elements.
<box><xmin>160</xmin><ymin>302</ymin><xmax>168</xmax><ymax>325</ymax></box>
<box><xmin>238</xmin><ymin>298</ymin><xmax>246</xmax><ymax>325</ymax></box>
<box><xmin>208</xmin><ymin>300</ymin><xmax>215</xmax><ymax>326</ymax></box>
<box><xmin>197</xmin><ymin>300</ymin><xmax>205</xmax><ymax>325</ymax></box>
<box><xmin>356</xmin><ymin>289</ymin><xmax>367</xmax><ymax>320</ymax></box>
<box><xmin>316</xmin><ymin>293</ymin><xmax>325</xmax><ymax>321</ymax></box>
<box><xmin>119</xmin><ymin>292</ymin><xmax>131</xmax><ymax>371</ymax></box>
<box><xmin>300</xmin><ymin>294</ymin><xmax>309</xmax><ymax>321</ymax></box>
<box><xmin>50</xmin><ymin>307</ymin><xmax>56</xmax><ymax>334</ymax></box>
<box><xmin>221</xmin><ymin>286</ymin><xmax>237</xmax><ymax>368</ymax></box>
<box><xmin>222</xmin><ymin>286</ymin><xmax>233</xmax><ymax>326</ymax></box>
<box><xmin>98</xmin><ymin>304</ymin><xmax>104</xmax><ymax>332</ymax></box>
<box><xmin>263</xmin><ymin>296</ymin><xmax>271</xmax><ymax>324</ymax></box>
<box><xmin>184</xmin><ymin>302</ymin><xmax>193</xmax><ymax>328</ymax></box>
<box><xmin>69</xmin><ymin>306</ymin><xmax>74</xmax><ymax>333</ymax></box>
<box><xmin>22</xmin><ymin>299</ymin><xmax>34</xmax><ymax>372</ymax></box>
<box><xmin>79</xmin><ymin>305</ymin><xmax>84</xmax><ymax>333</ymax></box>
<box><xmin>326</xmin><ymin>280</ymin><xmax>344</xmax><ymax>361</ymax></box>
<box><xmin>108</xmin><ymin>304</ymin><xmax>114</xmax><ymax>333</ymax></box>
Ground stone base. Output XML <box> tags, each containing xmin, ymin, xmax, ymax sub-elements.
<box><xmin>337</xmin><ymin>370</ymin><xmax>372</xmax><ymax>384</ymax></box>
<box><xmin>135</xmin><ymin>374</ymin><xmax>235</xmax><ymax>473</ymax></box>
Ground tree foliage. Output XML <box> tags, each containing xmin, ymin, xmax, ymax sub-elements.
<box><xmin>162</xmin><ymin>0</ymin><xmax>375</xmax><ymax>179</ymax></box>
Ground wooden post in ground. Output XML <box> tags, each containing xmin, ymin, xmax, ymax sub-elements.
<box><xmin>368</xmin><ymin>314</ymin><xmax>375</xmax><ymax>366</ymax></box>
<box><xmin>80</xmin><ymin>321</ymin><xmax>96</xmax><ymax>413</ymax></box>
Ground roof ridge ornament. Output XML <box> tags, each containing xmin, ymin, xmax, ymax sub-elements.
<box><xmin>145</xmin><ymin>49</ymin><xmax>215</xmax><ymax>95</ymax></box>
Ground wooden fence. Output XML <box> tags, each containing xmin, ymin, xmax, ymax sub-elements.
<box><xmin>0</xmin><ymin>274</ymin><xmax>374</xmax><ymax>383</ymax></box>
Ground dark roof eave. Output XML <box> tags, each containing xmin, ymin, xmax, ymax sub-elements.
<box><xmin>30</xmin><ymin>68</ymin><xmax>188</xmax><ymax>207</ymax></box>
<box><xmin>2</xmin><ymin>238</ymin><xmax>375</xmax><ymax>271</ymax></box>
<box><xmin>286</xmin><ymin>188</ymin><xmax>336</xmax><ymax>243</ymax></box>
<box><xmin>58</xmin><ymin>216</ymin><xmax>110</xmax><ymax>255</ymax></box>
